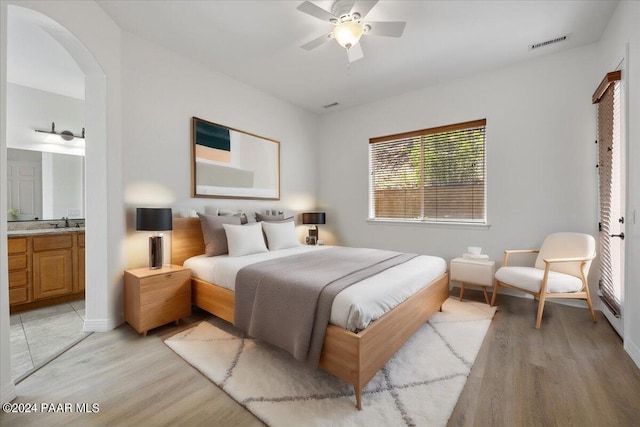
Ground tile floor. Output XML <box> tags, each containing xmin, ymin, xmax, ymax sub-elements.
<box><xmin>10</xmin><ymin>300</ymin><xmax>88</xmax><ymax>381</ymax></box>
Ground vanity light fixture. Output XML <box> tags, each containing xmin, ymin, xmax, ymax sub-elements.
<box><xmin>35</xmin><ymin>122</ymin><xmax>85</xmax><ymax>141</ymax></box>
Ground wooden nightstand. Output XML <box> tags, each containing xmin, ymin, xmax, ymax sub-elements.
<box><xmin>124</xmin><ymin>265</ymin><xmax>191</xmax><ymax>335</ymax></box>
<box><xmin>450</xmin><ymin>257</ymin><xmax>496</xmax><ymax>304</ymax></box>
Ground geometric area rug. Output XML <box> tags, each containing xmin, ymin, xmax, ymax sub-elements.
<box><xmin>165</xmin><ymin>298</ymin><xmax>496</xmax><ymax>427</ymax></box>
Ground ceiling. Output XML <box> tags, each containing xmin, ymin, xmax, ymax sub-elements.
<box><xmin>9</xmin><ymin>1</ymin><xmax>618</xmax><ymax>114</ymax></box>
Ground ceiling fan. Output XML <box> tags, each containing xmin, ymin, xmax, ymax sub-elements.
<box><xmin>297</xmin><ymin>0</ymin><xmax>406</xmax><ymax>62</ymax></box>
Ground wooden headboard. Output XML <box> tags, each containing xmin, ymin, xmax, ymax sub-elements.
<box><xmin>172</xmin><ymin>218</ymin><xmax>205</xmax><ymax>266</ymax></box>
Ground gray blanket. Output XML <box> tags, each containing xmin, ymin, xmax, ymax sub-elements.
<box><xmin>234</xmin><ymin>247</ymin><xmax>418</xmax><ymax>367</ymax></box>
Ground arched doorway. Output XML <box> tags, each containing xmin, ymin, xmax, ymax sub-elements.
<box><xmin>1</xmin><ymin>3</ymin><xmax>115</xmax><ymax>398</ymax></box>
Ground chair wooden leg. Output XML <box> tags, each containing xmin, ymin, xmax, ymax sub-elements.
<box><xmin>459</xmin><ymin>284</ymin><xmax>465</xmax><ymax>301</ymax></box>
<box><xmin>481</xmin><ymin>286</ymin><xmax>490</xmax><ymax>304</ymax></box>
<box><xmin>585</xmin><ymin>288</ymin><xmax>597</xmax><ymax>323</ymax></box>
<box><xmin>490</xmin><ymin>282</ymin><xmax>500</xmax><ymax>306</ymax></box>
<box><xmin>535</xmin><ymin>293</ymin><xmax>546</xmax><ymax>329</ymax></box>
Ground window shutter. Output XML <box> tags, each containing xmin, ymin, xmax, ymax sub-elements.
<box><xmin>369</xmin><ymin>119</ymin><xmax>486</xmax><ymax>224</ymax></box>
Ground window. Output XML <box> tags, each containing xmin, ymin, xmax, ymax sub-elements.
<box><xmin>369</xmin><ymin>119</ymin><xmax>487</xmax><ymax>224</ymax></box>
<box><xmin>593</xmin><ymin>70</ymin><xmax>623</xmax><ymax>317</ymax></box>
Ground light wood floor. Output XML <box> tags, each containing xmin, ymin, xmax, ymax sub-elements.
<box><xmin>449</xmin><ymin>290</ymin><xmax>640</xmax><ymax>426</ymax></box>
<box><xmin>1</xmin><ymin>291</ymin><xmax>639</xmax><ymax>427</ymax></box>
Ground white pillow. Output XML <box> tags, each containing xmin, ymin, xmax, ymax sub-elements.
<box><xmin>262</xmin><ymin>220</ymin><xmax>301</xmax><ymax>251</ymax></box>
<box><xmin>222</xmin><ymin>223</ymin><xmax>268</xmax><ymax>257</ymax></box>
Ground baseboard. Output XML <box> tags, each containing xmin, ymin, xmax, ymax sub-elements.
<box><xmin>600</xmin><ymin>300</ymin><xmax>623</xmax><ymax>336</ymax></box>
<box><xmin>624</xmin><ymin>339</ymin><xmax>640</xmax><ymax>370</ymax></box>
<box><xmin>83</xmin><ymin>317</ymin><xmax>123</xmax><ymax>332</ymax></box>
<box><xmin>1</xmin><ymin>380</ymin><xmax>16</xmax><ymax>404</ymax></box>
<box><xmin>550</xmin><ymin>299</ymin><xmax>588</xmax><ymax>309</ymax></box>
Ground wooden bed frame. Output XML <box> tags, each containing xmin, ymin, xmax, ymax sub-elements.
<box><xmin>171</xmin><ymin>218</ymin><xmax>449</xmax><ymax>409</ymax></box>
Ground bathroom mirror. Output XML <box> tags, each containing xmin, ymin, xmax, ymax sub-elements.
<box><xmin>192</xmin><ymin>117</ymin><xmax>280</xmax><ymax>200</ymax></box>
<box><xmin>7</xmin><ymin>148</ymin><xmax>85</xmax><ymax>221</ymax></box>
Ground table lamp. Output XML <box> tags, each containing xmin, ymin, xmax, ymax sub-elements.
<box><xmin>136</xmin><ymin>208</ymin><xmax>172</xmax><ymax>269</ymax></box>
<box><xmin>302</xmin><ymin>212</ymin><xmax>326</xmax><ymax>244</ymax></box>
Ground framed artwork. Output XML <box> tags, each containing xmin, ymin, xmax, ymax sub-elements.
<box><xmin>191</xmin><ymin>117</ymin><xmax>280</xmax><ymax>200</ymax></box>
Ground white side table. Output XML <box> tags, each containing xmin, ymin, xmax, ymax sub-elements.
<box><xmin>450</xmin><ymin>257</ymin><xmax>496</xmax><ymax>304</ymax></box>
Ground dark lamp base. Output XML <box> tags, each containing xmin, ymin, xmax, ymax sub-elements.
<box><xmin>149</xmin><ymin>236</ymin><xmax>164</xmax><ymax>269</ymax></box>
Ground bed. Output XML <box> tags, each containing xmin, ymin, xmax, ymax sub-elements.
<box><xmin>171</xmin><ymin>217</ymin><xmax>449</xmax><ymax>409</ymax></box>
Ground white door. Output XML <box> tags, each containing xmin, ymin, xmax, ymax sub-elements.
<box><xmin>595</xmin><ymin>70</ymin><xmax>625</xmax><ymax>335</ymax></box>
<box><xmin>7</xmin><ymin>160</ymin><xmax>42</xmax><ymax>220</ymax></box>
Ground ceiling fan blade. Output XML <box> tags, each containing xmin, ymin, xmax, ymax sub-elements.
<box><xmin>297</xmin><ymin>1</ymin><xmax>339</xmax><ymax>23</ymax></box>
<box><xmin>301</xmin><ymin>32</ymin><xmax>333</xmax><ymax>50</ymax></box>
<box><xmin>350</xmin><ymin>1</ymin><xmax>378</xmax><ymax>20</ymax></box>
<box><xmin>365</xmin><ymin>21</ymin><xmax>406</xmax><ymax>38</ymax></box>
<box><xmin>347</xmin><ymin>42</ymin><xmax>364</xmax><ymax>62</ymax></box>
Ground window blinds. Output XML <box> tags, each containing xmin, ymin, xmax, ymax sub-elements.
<box><xmin>369</xmin><ymin>119</ymin><xmax>486</xmax><ymax>223</ymax></box>
<box><xmin>595</xmin><ymin>73</ymin><xmax>622</xmax><ymax>316</ymax></box>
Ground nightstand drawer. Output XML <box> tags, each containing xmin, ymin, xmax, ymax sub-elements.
<box><xmin>139</xmin><ymin>270</ymin><xmax>190</xmax><ymax>305</ymax></box>
<box><xmin>124</xmin><ymin>265</ymin><xmax>192</xmax><ymax>335</ymax></box>
<box><xmin>450</xmin><ymin>258</ymin><xmax>495</xmax><ymax>287</ymax></box>
<box><xmin>138</xmin><ymin>293</ymin><xmax>191</xmax><ymax>332</ymax></box>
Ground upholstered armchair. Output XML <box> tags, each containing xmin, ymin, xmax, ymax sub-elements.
<box><xmin>491</xmin><ymin>233</ymin><xmax>597</xmax><ymax>328</ymax></box>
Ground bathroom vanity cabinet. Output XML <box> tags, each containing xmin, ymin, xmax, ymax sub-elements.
<box><xmin>8</xmin><ymin>231</ymin><xmax>85</xmax><ymax>313</ymax></box>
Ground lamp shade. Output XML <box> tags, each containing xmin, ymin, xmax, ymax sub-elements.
<box><xmin>136</xmin><ymin>208</ymin><xmax>173</xmax><ymax>231</ymax></box>
<box><xmin>302</xmin><ymin>212</ymin><xmax>326</xmax><ymax>225</ymax></box>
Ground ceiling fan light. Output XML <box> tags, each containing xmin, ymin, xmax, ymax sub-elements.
<box><xmin>332</xmin><ymin>21</ymin><xmax>364</xmax><ymax>49</ymax></box>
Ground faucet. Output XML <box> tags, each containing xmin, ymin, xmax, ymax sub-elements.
<box><xmin>62</xmin><ymin>217</ymin><xmax>70</xmax><ymax>228</ymax></box>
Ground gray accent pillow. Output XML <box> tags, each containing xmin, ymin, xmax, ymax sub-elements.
<box><xmin>197</xmin><ymin>213</ymin><xmax>241</xmax><ymax>256</ymax></box>
<box><xmin>255</xmin><ymin>212</ymin><xmax>285</xmax><ymax>222</ymax></box>
<box><xmin>217</xmin><ymin>210</ymin><xmax>248</xmax><ymax>224</ymax></box>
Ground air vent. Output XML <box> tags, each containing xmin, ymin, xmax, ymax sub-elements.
<box><xmin>529</xmin><ymin>35</ymin><xmax>568</xmax><ymax>51</ymax></box>
<box><xmin>323</xmin><ymin>102</ymin><xmax>340</xmax><ymax>109</ymax></box>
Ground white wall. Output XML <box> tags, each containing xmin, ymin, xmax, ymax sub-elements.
<box><xmin>120</xmin><ymin>32</ymin><xmax>319</xmax><ymax>268</ymax></box>
<box><xmin>597</xmin><ymin>0</ymin><xmax>640</xmax><ymax>368</ymax></box>
<box><xmin>7</xmin><ymin>83</ymin><xmax>84</xmax><ymax>156</ymax></box>
<box><xmin>318</xmin><ymin>44</ymin><xmax>600</xmax><ymax>297</ymax></box>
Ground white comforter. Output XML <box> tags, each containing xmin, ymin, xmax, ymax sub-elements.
<box><xmin>184</xmin><ymin>246</ymin><xmax>447</xmax><ymax>331</ymax></box>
